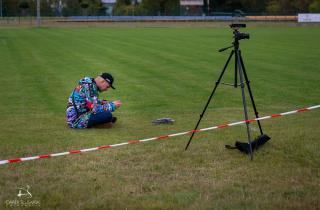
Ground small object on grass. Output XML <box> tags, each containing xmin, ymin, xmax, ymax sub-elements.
<box><xmin>152</xmin><ymin>117</ymin><xmax>175</xmax><ymax>125</ymax></box>
<box><xmin>225</xmin><ymin>134</ymin><xmax>271</xmax><ymax>154</ymax></box>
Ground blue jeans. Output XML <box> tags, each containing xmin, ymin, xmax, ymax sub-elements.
<box><xmin>87</xmin><ymin>111</ymin><xmax>113</xmax><ymax>128</ymax></box>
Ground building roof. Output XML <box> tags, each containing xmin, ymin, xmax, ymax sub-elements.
<box><xmin>101</xmin><ymin>0</ymin><xmax>116</xmax><ymax>3</ymax></box>
<box><xmin>180</xmin><ymin>0</ymin><xmax>204</xmax><ymax>6</ymax></box>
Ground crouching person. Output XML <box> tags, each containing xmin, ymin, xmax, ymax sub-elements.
<box><xmin>66</xmin><ymin>73</ymin><xmax>121</xmax><ymax>128</ymax></box>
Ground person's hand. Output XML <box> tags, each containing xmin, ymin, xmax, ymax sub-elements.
<box><xmin>113</xmin><ymin>100</ymin><xmax>122</xmax><ymax>108</ymax></box>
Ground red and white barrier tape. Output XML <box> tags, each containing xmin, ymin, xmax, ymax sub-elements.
<box><xmin>1</xmin><ymin>105</ymin><xmax>319</xmax><ymax>166</ymax></box>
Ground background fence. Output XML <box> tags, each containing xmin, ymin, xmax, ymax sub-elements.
<box><xmin>0</xmin><ymin>0</ymin><xmax>318</xmax><ymax>26</ymax></box>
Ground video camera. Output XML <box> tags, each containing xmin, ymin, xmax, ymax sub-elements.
<box><xmin>230</xmin><ymin>23</ymin><xmax>250</xmax><ymax>41</ymax></box>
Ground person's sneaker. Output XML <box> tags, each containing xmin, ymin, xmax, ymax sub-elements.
<box><xmin>111</xmin><ymin>117</ymin><xmax>117</xmax><ymax>124</ymax></box>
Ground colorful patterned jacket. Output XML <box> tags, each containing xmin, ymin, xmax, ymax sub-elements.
<box><xmin>66</xmin><ymin>77</ymin><xmax>116</xmax><ymax>128</ymax></box>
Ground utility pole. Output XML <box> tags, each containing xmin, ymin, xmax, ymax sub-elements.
<box><xmin>0</xmin><ymin>0</ymin><xmax>3</xmax><ymax>19</ymax></box>
<box><xmin>36</xmin><ymin>0</ymin><xmax>41</xmax><ymax>27</ymax></box>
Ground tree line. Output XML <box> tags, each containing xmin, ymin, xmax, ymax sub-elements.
<box><xmin>2</xmin><ymin>0</ymin><xmax>320</xmax><ymax>16</ymax></box>
<box><xmin>2</xmin><ymin>0</ymin><xmax>103</xmax><ymax>16</ymax></box>
<box><xmin>115</xmin><ymin>0</ymin><xmax>320</xmax><ymax>15</ymax></box>
<box><xmin>208</xmin><ymin>0</ymin><xmax>320</xmax><ymax>14</ymax></box>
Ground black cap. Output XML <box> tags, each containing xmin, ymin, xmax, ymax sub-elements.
<box><xmin>100</xmin><ymin>73</ymin><xmax>115</xmax><ymax>89</ymax></box>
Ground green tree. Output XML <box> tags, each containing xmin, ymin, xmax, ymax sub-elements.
<box><xmin>3</xmin><ymin>0</ymin><xmax>18</xmax><ymax>16</ymax></box>
<box><xmin>241</xmin><ymin>0</ymin><xmax>267</xmax><ymax>13</ymax></box>
<box><xmin>63</xmin><ymin>0</ymin><xmax>81</xmax><ymax>16</ymax></box>
<box><xmin>139</xmin><ymin>0</ymin><xmax>159</xmax><ymax>15</ymax></box>
<box><xmin>40</xmin><ymin>0</ymin><xmax>53</xmax><ymax>16</ymax></box>
<box><xmin>137</xmin><ymin>0</ymin><xmax>179</xmax><ymax>16</ymax></box>
<box><xmin>18</xmin><ymin>0</ymin><xmax>36</xmax><ymax>16</ymax></box>
<box><xmin>266</xmin><ymin>0</ymin><xmax>282</xmax><ymax>13</ymax></box>
<box><xmin>291</xmin><ymin>0</ymin><xmax>314</xmax><ymax>12</ymax></box>
<box><xmin>160</xmin><ymin>0</ymin><xmax>179</xmax><ymax>15</ymax></box>
<box><xmin>266</xmin><ymin>0</ymin><xmax>314</xmax><ymax>13</ymax></box>
<box><xmin>309</xmin><ymin>0</ymin><xmax>320</xmax><ymax>11</ymax></box>
<box><xmin>19</xmin><ymin>1</ymin><xmax>29</xmax><ymax>9</ymax></box>
<box><xmin>78</xmin><ymin>0</ymin><xmax>102</xmax><ymax>16</ymax></box>
<box><xmin>113</xmin><ymin>0</ymin><xmax>135</xmax><ymax>15</ymax></box>
<box><xmin>211</xmin><ymin>0</ymin><xmax>243</xmax><ymax>12</ymax></box>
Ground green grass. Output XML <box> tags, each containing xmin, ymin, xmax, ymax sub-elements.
<box><xmin>0</xmin><ymin>24</ymin><xmax>320</xmax><ymax>209</ymax></box>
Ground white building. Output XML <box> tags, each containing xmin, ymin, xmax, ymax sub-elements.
<box><xmin>180</xmin><ymin>0</ymin><xmax>204</xmax><ymax>6</ymax></box>
<box><xmin>180</xmin><ymin>0</ymin><xmax>204</xmax><ymax>16</ymax></box>
<box><xmin>101</xmin><ymin>0</ymin><xmax>142</xmax><ymax>16</ymax></box>
<box><xmin>101</xmin><ymin>0</ymin><xmax>116</xmax><ymax>15</ymax></box>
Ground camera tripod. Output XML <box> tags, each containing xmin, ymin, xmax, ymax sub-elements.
<box><xmin>185</xmin><ymin>24</ymin><xmax>269</xmax><ymax>160</ymax></box>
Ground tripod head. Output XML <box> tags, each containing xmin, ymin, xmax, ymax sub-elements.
<box><xmin>219</xmin><ymin>23</ymin><xmax>250</xmax><ymax>52</ymax></box>
<box><xmin>230</xmin><ymin>23</ymin><xmax>250</xmax><ymax>41</ymax></box>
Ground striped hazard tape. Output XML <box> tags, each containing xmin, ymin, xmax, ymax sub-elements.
<box><xmin>0</xmin><ymin>105</ymin><xmax>319</xmax><ymax>166</ymax></box>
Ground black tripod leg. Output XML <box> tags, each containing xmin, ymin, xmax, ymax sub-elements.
<box><xmin>239</xmin><ymin>51</ymin><xmax>263</xmax><ymax>135</ymax></box>
<box><xmin>234</xmin><ymin>48</ymin><xmax>238</xmax><ymax>88</ymax></box>
<box><xmin>237</xmin><ymin>50</ymin><xmax>254</xmax><ymax>160</ymax></box>
<box><xmin>185</xmin><ymin>50</ymin><xmax>235</xmax><ymax>150</ymax></box>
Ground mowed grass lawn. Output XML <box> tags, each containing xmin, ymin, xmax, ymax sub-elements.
<box><xmin>0</xmin><ymin>24</ymin><xmax>319</xmax><ymax>209</ymax></box>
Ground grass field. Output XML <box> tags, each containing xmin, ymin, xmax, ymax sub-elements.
<box><xmin>0</xmin><ymin>23</ymin><xmax>320</xmax><ymax>209</ymax></box>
